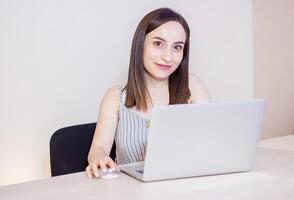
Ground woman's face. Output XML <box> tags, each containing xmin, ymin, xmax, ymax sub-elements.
<box><xmin>143</xmin><ymin>21</ymin><xmax>186</xmax><ymax>81</ymax></box>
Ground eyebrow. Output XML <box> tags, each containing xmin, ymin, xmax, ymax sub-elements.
<box><xmin>152</xmin><ymin>36</ymin><xmax>185</xmax><ymax>45</ymax></box>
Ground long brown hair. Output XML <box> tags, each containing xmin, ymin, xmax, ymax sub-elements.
<box><xmin>125</xmin><ymin>8</ymin><xmax>191</xmax><ymax>111</ymax></box>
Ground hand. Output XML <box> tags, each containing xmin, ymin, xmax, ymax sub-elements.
<box><xmin>86</xmin><ymin>156</ymin><xmax>119</xmax><ymax>179</ymax></box>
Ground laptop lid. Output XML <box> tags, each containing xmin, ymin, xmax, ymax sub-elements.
<box><xmin>142</xmin><ymin>99</ymin><xmax>266</xmax><ymax>181</ymax></box>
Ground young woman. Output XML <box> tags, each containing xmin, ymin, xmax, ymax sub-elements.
<box><xmin>86</xmin><ymin>8</ymin><xmax>211</xmax><ymax>179</ymax></box>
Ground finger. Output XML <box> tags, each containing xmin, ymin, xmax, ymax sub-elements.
<box><xmin>85</xmin><ymin>166</ymin><xmax>93</xmax><ymax>179</ymax></box>
<box><xmin>107</xmin><ymin>158</ymin><xmax>119</xmax><ymax>171</ymax></box>
<box><xmin>91</xmin><ymin>163</ymin><xmax>99</xmax><ymax>178</ymax></box>
<box><xmin>99</xmin><ymin>161</ymin><xmax>108</xmax><ymax>173</ymax></box>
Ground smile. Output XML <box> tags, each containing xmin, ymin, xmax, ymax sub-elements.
<box><xmin>154</xmin><ymin>62</ymin><xmax>171</xmax><ymax>70</ymax></box>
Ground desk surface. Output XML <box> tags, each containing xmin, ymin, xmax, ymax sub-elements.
<box><xmin>1</xmin><ymin>147</ymin><xmax>294</xmax><ymax>200</ymax></box>
<box><xmin>259</xmin><ymin>135</ymin><xmax>294</xmax><ymax>151</ymax></box>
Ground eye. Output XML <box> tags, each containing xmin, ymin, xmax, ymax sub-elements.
<box><xmin>174</xmin><ymin>45</ymin><xmax>183</xmax><ymax>51</ymax></box>
<box><xmin>153</xmin><ymin>41</ymin><xmax>163</xmax><ymax>47</ymax></box>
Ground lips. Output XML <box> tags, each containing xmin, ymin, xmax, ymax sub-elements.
<box><xmin>154</xmin><ymin>62</ymin><xmax>171</xmax><ymax>70</ymax></box>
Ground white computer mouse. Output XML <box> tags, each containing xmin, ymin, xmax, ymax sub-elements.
<box><xmin>99</xmin><ymin>168</ymin><xmax>121</xmax><ymax>180</ymax></box>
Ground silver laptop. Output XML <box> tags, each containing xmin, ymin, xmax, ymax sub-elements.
<box><xmin>120</xmin><ymin>99</ymin><xmax>266</xmax><ymax>182</ymax></box>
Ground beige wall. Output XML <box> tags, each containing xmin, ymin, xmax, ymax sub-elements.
<box><xmin>253</xmin><ymin>0</ymin><xmax>294</xmax><ymax>139</ymax></box>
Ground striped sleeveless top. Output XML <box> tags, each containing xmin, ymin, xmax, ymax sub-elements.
<box><xmin>114</xmin><ymin>86</ymin><xmax>150</xmax><ymax>164</ymax></box>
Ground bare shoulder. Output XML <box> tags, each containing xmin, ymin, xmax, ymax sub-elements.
<box><xmin>189</xmin><ymin>73</ymin><xmax>202</xmax><ymax>87</ymax></box>
<box><xmin>101</xmin><ymin>85</ymin><xmax>121</xmax><ymax>110</ymax></box>
<box><xmin>104</xmin><ymin>85</ymin><xmax>120</xmax><ymax>98</ymax></box>
<box><xmin>189</xmin><ymin>73</ymin><xmax>212</xmax><ymax>103</ymax></box>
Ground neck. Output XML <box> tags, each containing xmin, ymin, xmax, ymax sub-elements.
<box><xmin>144</xmin><ymin>71</ymin><xmax>169</xmax><ymax>92</ymax></box>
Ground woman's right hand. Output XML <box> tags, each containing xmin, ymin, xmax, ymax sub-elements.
<box><xmin>86</xmin><ymin>156</ymin><xmax>119</xmax><ymax>179</ymax></box>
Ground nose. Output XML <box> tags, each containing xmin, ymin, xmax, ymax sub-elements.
<box><xmin>161</xmin><ymin>47</ymin><xmax>172</xmax><ymax>63</ymax></box>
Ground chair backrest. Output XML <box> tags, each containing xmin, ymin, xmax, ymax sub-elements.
<box><xmin>49</xmin><ymin>123</ymin><xmax>116</xmax><ymax>176</ymax></box>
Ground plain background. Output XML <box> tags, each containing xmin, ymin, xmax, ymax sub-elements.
<box><xmin>0</xmin><ymin>0</ymin><xmax>292</xmax><ymax>186</ymax></box>
<box><xmin>253</xmin><ymin>0</ymin><xmax>294</xmax><ymax>139</ymax></box>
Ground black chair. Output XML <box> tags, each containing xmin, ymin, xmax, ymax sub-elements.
<box><xmin>49</xmin><ymin>123</ymin><xmax>116</xmax><ymax>176</ymax></box>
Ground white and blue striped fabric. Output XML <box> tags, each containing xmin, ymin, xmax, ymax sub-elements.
<box><xmin>114</xmin><ymin>86</ymin><xmax>150</xmax><ymax>164</ymax></box>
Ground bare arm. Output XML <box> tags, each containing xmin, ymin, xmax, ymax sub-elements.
<box><xmin>86</xmin><ymin>85</ymin><xmax>120</xmax><ymax>179</ymax></box>
<box><xmin>189</xmin><ymin>73</ymin><xmax>212</xmax><ymax>103</ymax></box>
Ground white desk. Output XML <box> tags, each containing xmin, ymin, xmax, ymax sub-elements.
<box><xmin>1</xmin><ymin>140</ymin><xmax>294</xmax><ymax>199</ymax></box>
<box><xmin>259</xmin><ymin>135</ymin><xmax>294</xmax><ymax>151</ymax></box>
